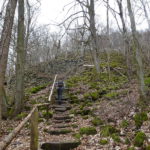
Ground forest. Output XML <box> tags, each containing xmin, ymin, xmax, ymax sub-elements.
<box><xmin>0</xmin><ymin>0</ymin><xmax>150</xmax><ymax>150</ymax></box>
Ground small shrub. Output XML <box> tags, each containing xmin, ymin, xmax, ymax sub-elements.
<box><xmin>121</xmin><ymin>120</ymin><xmax>129</xmax><ymax>128</ymax></box>
<box><xmin>99</xmin><ymin>139</ymin><xmax>108</xmax><ymax>145</ymax></box>
<box><xmin>111</xmin><ymin>133</ymin><xmax>121</xmax><ymax>143</ymax></box>
<box><xmin>16</xmin><ymin>112</ymin><xmax>27</xmax><ymax>120</ymax></box>
<box><xmin>84</xmin><ymin>91</ymin><xmax>99</xmax><ymax>101</ymax></box>
<box><xmin>134</xmin><ymin>132</ymin><xmax>146</xmax><ymax>147</ymax></box>
<box><xmin>134</xmin><ymin>112</ymin><xmax>148</xmax><ymax>128</ymax></box>
<box><xmin>80</xmin><ymin>127</ymin><xmax>97</xmax><ymax>135</ymax></box>
<box><xmin>100</xmin><ymin>125</ymin><xmax>119</xmax><ymax>137</ymax></box>
<box><xmin>42</xmin><ymin>111</ymin><xmax>53</xmax><ymax>118</ymax></box>
<box><xmin>91</xmin><ymin>117</ymin><xmax>104</xmax><ymax>126</ymax></box>
<box><xmin>90</xmin><ymin>91</ymin><xmax>99</xmax><ymax>100</ymax></box>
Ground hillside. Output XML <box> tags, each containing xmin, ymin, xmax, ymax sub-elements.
<box><xmin>1</xmin><ymin>52</ymin><xmax>150</xmax><ymax>150</ymax></box>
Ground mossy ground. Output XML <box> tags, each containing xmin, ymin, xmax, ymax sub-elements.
<box><xmin>99</xmin><ymin>139</ymin><xmax>108</xmax><ymax>145</ymax></box>
<box><xmin>100</xmin><ymin>125</ymin><xmax>119</xmax><ymax>137</ymax></box>
<box><xmin>91</xmin><ymin>117</ymin><xmax>104</xmax><ymax>126</ymax></box>
<box><xmin>134</xmin><ymin>112</ymin><xmax>148</xmax><ymax>128</ymax></box>
<box><xmin>79</xmin><ymin>127</ymin><xmax>97</xmax><ymax>135</ymax></box>
<box><xmin>134</xmin><ymin>132</ymin><xmax>146</xmax><ymax>147</ymax></box>
<box><xmin>26</xmin><ymin>83</ymin><xmax>48</xmax><ymax>94</ymax></box>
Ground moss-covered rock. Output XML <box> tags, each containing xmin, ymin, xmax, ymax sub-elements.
<box><xmin>91</xmin><ymin>117</ymin><xmax>104</xmax><ymax>126</ymax></box>
<box><xmin>134</xmin><ymin>132</ymin><xmax>146</xmax><ymax>147</ymax></box>
<box><xmin>73</xmin><ymin>133</ymin><xmax>81</xmax><ymax>140</ymax></box>
<box><xmin>99</xmin><ymin>139</ymin><xmax>108</xmax><ymax>145</ymax></box>
<box><xmin>134</xmin><ymin>112</ymin><xmax>148</xmax><ymax>128</ymax></box>
<box><xmin>79</xmin><ymin>127</ymin><xmax>97</xmax><ymax>135</ymax></box>
<box><xmin>82</xmin><ymin>115</ymin><xmax>89</xmax><ymax>119</ymax></box>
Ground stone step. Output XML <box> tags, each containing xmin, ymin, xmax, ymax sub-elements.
<box><xmin>54</xmin><ymin>124</ymin><xmax>70</xmax><ymax>128</ymax></box>
<box><xmin>55</xmin><ymin>101</ymin><xmax>69</xmax><ymax>105</ymax></box>
<box><xmin>41</xmin><ymin>141</ymin><xmax>81</xmax><ymax>150</ymax></box>
<box><xmin>53</xmin><ymin>118</ymin><xmax>71</xmax><ymax>123</ymax></box>
<box><xmin>46</xmin><ymin>129</ymin><xmax>72</xmax><ymax>135</ymax></box>
<box><xmin>52</xmin><ymin>105</ymin><xmax>71</xmax><ymax>110</ymax></box>
<box><xmin>53</xmin><ymin>115</ymin><xmax>71</xmax><ymax>120</ymax></box>
<box><xmin>55</xmin><ymin>107</ymin><xmax>67</xmax><ymax>112</ymax></box>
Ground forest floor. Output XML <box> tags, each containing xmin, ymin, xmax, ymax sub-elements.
<box><xmin>1</xmin><ymin>52</ymin><xmax>150</xmax><ymax>150</ymax></box>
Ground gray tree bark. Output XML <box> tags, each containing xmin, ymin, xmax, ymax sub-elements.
<box><xmin>127</xmin><ymin>0</ymin><xmax>146</xmax><ymax>97</ymax></box>
<box><xmin>117</xmin><ymin>0</ymin><xmax>132</xmax><ymax>80</ymax></box>
<box><xmin>0</xmin><ymin>0</ymin><xmax>17</xmax><ymax>120</ymax></box>
<box><xmin>14</xmin><ymin>0</ymin><xmax>25</xmax><ymax>115</ymax></box>
<box><xmin>88</xmin><ymin>0</ymin><xmax>100</xmax><ymax>73</ymax></box>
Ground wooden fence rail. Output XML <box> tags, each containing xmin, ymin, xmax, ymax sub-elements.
<box><xmin>0</xmin><ymin>75</ymin><xmax>57</xmax><ymax>150</ymax></box>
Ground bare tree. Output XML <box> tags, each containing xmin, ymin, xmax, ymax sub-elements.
<box><xmin>14</xmin><ymin>0</ymin><xmax>25</xmax><ymax>115</ymax></box>
<box><xmin>88</xmin><ymin>0</ymin><xmax>100</xmax><ymax>72</ymax></box>
<box><xmin>116</xmin><ymin>0</ymin><xmax>132</xmax><ymax>80</ymax></box>
<box><xmin>139</xmin><ymin>0</ymin><xmax>150</xmax><ymax>30</ymax></box>
<box><xmin>127</xmin><ymin>0</ymin><xmax>146</xmax><ymax>97</ymax></box>
<box><xmin>0</xmin><ymin>0</ymin><xmax>17</xmax><ymax>120</ymax></box>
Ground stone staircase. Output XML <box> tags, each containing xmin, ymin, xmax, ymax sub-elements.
<box><xmin>41</xmin><ymin>100</ymin><xmax>80</xmax><ymax>150</ymax></box>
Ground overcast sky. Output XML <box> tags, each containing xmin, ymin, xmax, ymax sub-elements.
<box><xmin>0</xmin><ymin>0</ymin><xmax>149</xmax><ymax>31</ymax></box>
<box><xmin>37</xmin><ymin>0</ymin><xmax>73</xmax><ymax>31</ymax></box>
<box><xmin>37</xmin><ymin>0</ymin><xmax>148</xmax><ymax>32</ymax></box>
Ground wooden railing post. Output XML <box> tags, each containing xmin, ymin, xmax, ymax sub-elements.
<box><xmin>30</xmin><ymin>107</ymin><xmax>38</xmax><ymax>150</ymax></box>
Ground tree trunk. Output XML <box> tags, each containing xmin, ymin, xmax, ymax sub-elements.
<box><xmin>14</xmin><ymin>0</ymin><xmax>25</xmax><ymax>115</ymax></box>
<box><xmin>117</xmin><ymin>0</ymin><xmax>132</xmax><ymax>80</ymax></box>
<box><xmin>88</xmin><ymin>0</ymin><xmax>100</xmax><ymax>73</ymax></box>
<box><xmin>127</xmin><ymin>0</ymin><xmax>146</xmax><ymax>97</ymax></box>
<box><xmin>0</xmin><ymin>0</ymin><xmax>18</xmax><ymax>120</ymax></box>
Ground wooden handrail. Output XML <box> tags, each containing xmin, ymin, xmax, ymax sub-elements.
<box><xmin>0</xmin><ymin>74</ymin><xmax>58</xmax><ymax>150</ymax></box>
<box><xmin>0</xmin><ymin>106</ymin><xmax>37</xmax><ymax>150</ymax></box>
<box><xmin>48</xmin><ymin>74</ymin><xmax>57</xmax><ymax>102</ymax></box>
